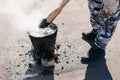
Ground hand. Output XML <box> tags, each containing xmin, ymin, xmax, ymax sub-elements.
<box><xmin>102</xmin><ymin>7</ymin><xmax>114</xmax><ymax>16</ymax></box>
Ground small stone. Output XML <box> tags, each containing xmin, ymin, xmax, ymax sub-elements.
<box><xmin>24</xmin><ymin>64</ymin><xmax>27</xmax><ymax>66</ymax></box>
<box><xmin>16</xmin><ymin>72</ymin><xmax>20</xmax><ymax>75</ymax></box>
<box><xmin>6</xmin><ymin>68</ymin><xmax>8</xmax><ymax>70</ymax></box>
<box><xmin>21</xmin><ymin>60</ymin><xmax>25</xmax><ymax>62</ymax></box>
<box><xmin>62</xmin><ymin>23</ymin><xmax>64</xmax><ymax>25</ymax></box>
<box><xmin>21</xmin><ymin>45</ymin><xmax>24</xmax><ymax>48</ymax></box>
<box><xmin>66</xmin><ymin>61</ymin><xmax>69</xmax><ymax>64</ymax></box>
<box><xmin>56</xmin><ymin>44</ymin><xmax>60</xmax><ymax>50</ymax></box>
<box><xmin>29</xmin><ymin>63</ymin><xmax>32</xmax><ymax>68</ymax></box>
<box><xmin>25</xmin><ymin>53</ymin><xmax>29</xmax><ymax>55</ymax></box>
<box><xmin>63</xmin><ymin>51</ymin><xmax>66</xmax><ymax>54</ymax></box>
<box><xmin>57</xmin><ymin>61</ymin><xmax>60</xmax><ymax>63</ymax></box>
<box><xmin>65</xmin><ymin>55</ymin><xmax>67</xmax><ymax>57</ymax></box>
<box><xmin>19</xmin><ymin>54</ymin><xmax>23</xmax><ymax>56</ymax></box>
<box><xmin>72</xmin><ymin>60</ymin><xmax>74</xmax><ymax>62</ymax></box>
<box><xmin>56</xmin><ymin>73</ymin><xmax>59</xmax><ymax>76</ymax></box>
<box><xmin>17</xmin><ymin>65</ymin><xmax>20</xmax><ymax>67</ymax></box>
<box><xmin>67</xmin><ymin>45</ymin><xmax>71</xmax><ymax>48</ymax></box>
<box><xmin>56</xmin><ymin>60</ymin><xmax>60</xmax><ymax>64</ymax></box>
<box><xmin>61</xmin><ymin>66</ymin><xmax>64</xmax><ymax>70</ymax></box>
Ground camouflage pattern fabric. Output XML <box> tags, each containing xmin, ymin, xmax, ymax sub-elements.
<box><xmin>88</xmin><ymin>0</ymin><xmax>120</xmax><ymax>49</ymax></box>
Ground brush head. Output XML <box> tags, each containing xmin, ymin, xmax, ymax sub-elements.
<box><xmin>39</xmin><ymin>19</ymin><xmax>50</xmax><ymax>28</ymax></box>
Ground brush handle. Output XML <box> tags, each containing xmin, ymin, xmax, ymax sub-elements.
<box><xmin>46</xmin><ymin>0</ymin><xmax>70</xmax><ymax>23</ymax></box>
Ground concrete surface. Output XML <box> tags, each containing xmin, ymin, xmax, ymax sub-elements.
<box><xmin>0</xmin><ymin>0</ymin><xmax>120</xmax><ymax>80</ymax></box>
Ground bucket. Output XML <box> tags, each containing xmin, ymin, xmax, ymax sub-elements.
<box><xmin>28</xmin><ymin>23</ymin><xmax>58</xmax><ymax>63</ymax></box>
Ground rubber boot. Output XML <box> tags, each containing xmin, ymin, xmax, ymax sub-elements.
<box><xmin>81</xmin><ymin>45</ymin><xmax>105</xmax><ymax>64</ymax></box>
<box><xmin>82</xmin><ymin>29</ymin><xmax>97</xmax><ymax>41</ymax></box>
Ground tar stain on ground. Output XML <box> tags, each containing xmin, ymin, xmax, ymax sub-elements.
<box><xmin>5</xmin><ymin>38</ymin><xmax>86</xmax><ymax>80</ymax></box>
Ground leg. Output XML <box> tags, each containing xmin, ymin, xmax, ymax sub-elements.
<box><xmin>81</xmin><ymin>20</ymin><xmax>118</xmax><ymax>64</ymax></box>
<box><xmin>82</xmin><ymin>0</ymin><xmax>104</xmax><ymax>41</ymax></box>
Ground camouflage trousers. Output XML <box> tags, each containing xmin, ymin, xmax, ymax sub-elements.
<box><xmin>88</xmin><ymin>0</ymin><xmax>120</xmax><ymax>49</ymax></box>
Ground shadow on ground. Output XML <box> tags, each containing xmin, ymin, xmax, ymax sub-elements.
<box><xmin>82</xmin><ymin>33</ymin><xmax>113</xmax><ymax>80</ymax></box>
<box><xmin>84</xmin><ymin>57</ymin><xmax>113</xmax><ymax>80</ymax></box>
<box><xmin>23</xmin><ymin>51</ymin><xmax>55</xmax><ymax>80</ymax></box>
<box><xmin>23</xmin><ymin>63</ymin><xmax>54</xmax><ymax>80</ymax></box>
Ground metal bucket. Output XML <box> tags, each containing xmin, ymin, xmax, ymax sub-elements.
<box><xmin>29</xmin><ymin>23</ymin><xmax>58</xmax><ymax>59</ymax></box>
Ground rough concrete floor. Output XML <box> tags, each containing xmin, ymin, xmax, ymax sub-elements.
<box><xmin>0</xmin><ymin>0</ymin><xmax>120</xmax><ymax>80</ymax></box>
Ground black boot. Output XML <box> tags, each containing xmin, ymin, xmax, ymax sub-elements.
<box><xmin>82</xmin><ymin>29</ymin><xmax>97</xmax><ymax>41</ymax></box>
<box><xmin>81</xmin><ymin>46</ymin><xmax>105</xmax><ymax>64</ymax></box>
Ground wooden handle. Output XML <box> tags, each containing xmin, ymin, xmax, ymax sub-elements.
<box><xmin>59</xmin><ymin>0</ymin><xmax>70</xmax><ymax>8</ymax></box>
<box><xmin>46</xmin><ymin>0</ymin><xmax>70</xmax><ymax>23</ymax></box>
